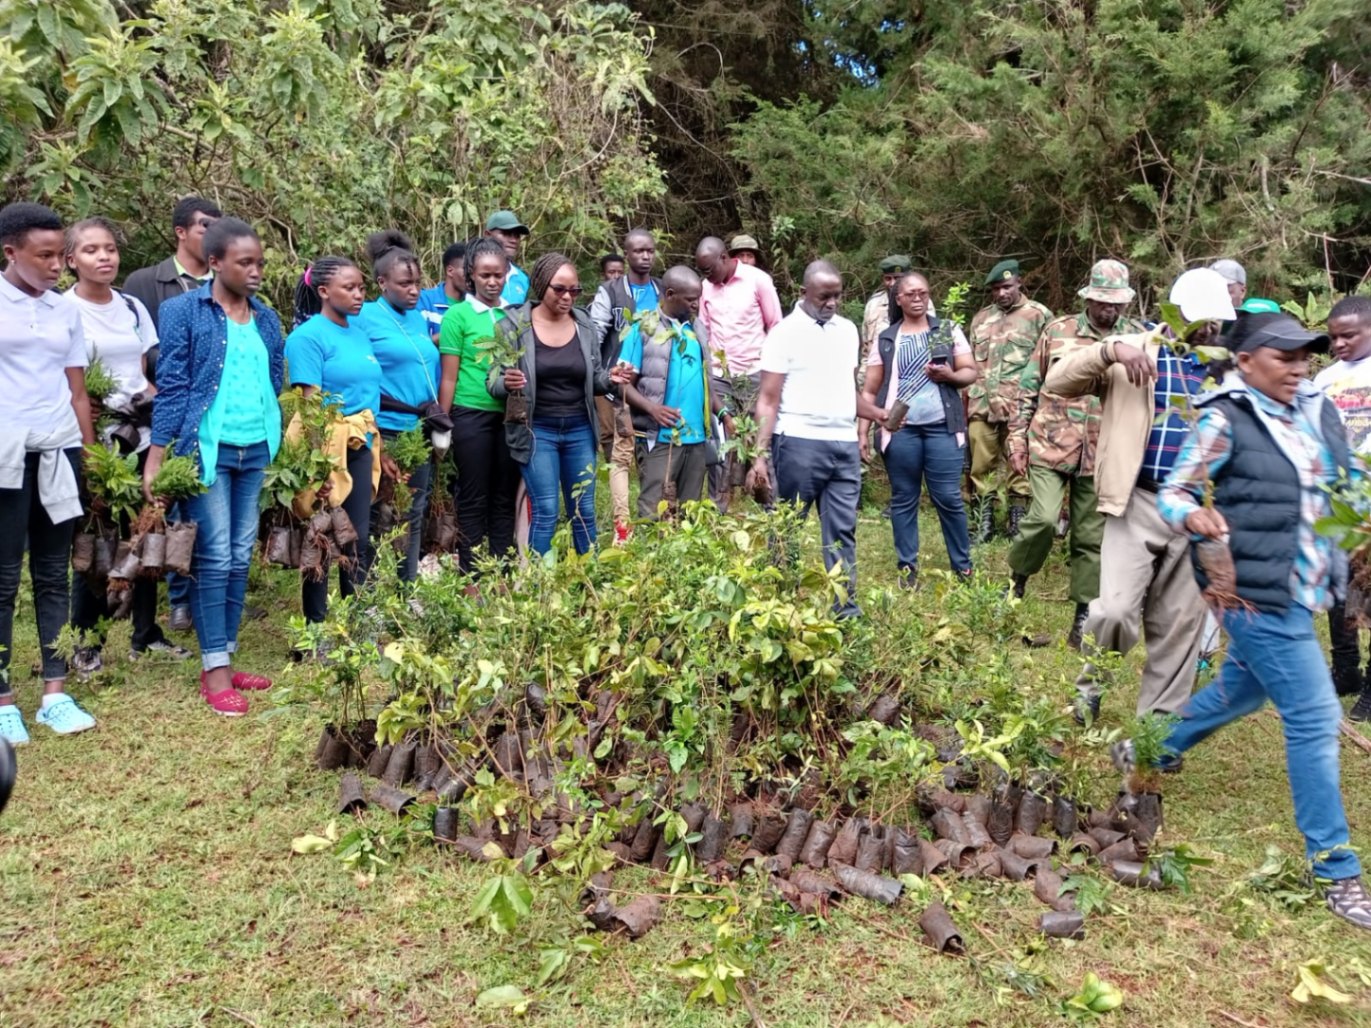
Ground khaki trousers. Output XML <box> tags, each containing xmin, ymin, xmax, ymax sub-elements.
<box><xmin>1076</xmin><ymin>486</ymin><xmax>1208</xmax><ymax>715</ymax></box>
<box><xmin>594</xmin><ymin>395</ymin><xmax>635</xmax><ymax>524</ymax></box>
<box><xmin>967</xmin><ymin>419</ymin><xmax>1029</xmax><ymax>500</ymax></box>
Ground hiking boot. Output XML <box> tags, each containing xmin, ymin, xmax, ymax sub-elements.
<box><xmin>1333</xmin><ymin>661</ymin><xmax>1365</xmax><ymax>697</ymax></box>
<box><xmin>1349</xmin><ymin>687</ymin><xmax>1371</xmax><ymax>723</ymax></box>
<box><xmin>1325</xmin><ymin>877</ymin><xmax>1371</xmax><ymax>931</ymax></box>
<box><xmin>973</xmin><ymin>500</ymin><xmax>996</xmax><ymax>546</ymax></box>
<box><xmin>1006</xmin><ymin>504</ymin><xmax>1025</xmax><ymax>539</ymax></box>
<box><xmin>1010</xmin><ymin>573</ymin><xmax>1028</xmax><ymax>600</ymax></box>
<box><xmin>1067</xmin><ymin>603</ymin><xmax>1090</xmax><ymax>651</ymax></box>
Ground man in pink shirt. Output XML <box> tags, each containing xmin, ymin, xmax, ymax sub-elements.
<box><xmin>695</xmin><ymin>236</ymin><xmax>784</xmax><ymax>507</ymax></box>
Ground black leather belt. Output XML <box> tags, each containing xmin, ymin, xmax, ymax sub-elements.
<box><xmin>1135</xmin><ymin>477</ymin><xmax>1162</xmax><ymax>494</ymax></box>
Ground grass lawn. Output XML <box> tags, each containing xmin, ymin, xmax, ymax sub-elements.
<box><xmin>4</xmin><ymin>496</ymin><xmax>1371</xmax><ymax>1028</ymax></box>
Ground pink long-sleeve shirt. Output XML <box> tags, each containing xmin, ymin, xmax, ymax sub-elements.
<box><xmin>699</xmin><ymin>261</ymin><xmax>783</xmax><ymax>376</ymax></box>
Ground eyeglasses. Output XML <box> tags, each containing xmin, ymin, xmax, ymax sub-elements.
<box><xmin>548</xmin><ymin>284</ymin><xmax>583</xmax><ymax>298</ymax></box>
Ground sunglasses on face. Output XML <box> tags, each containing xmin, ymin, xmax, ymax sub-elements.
<box><xmin>548</xmin><ymin>284</ymin><xmax>583</xmax><ymax>298</ymax></box>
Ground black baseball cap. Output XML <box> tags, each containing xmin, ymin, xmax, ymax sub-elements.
<box><xmin>1227</xmin><ymin>312</ymin><xmax>1329</xmax><ymax>355</ymax></box>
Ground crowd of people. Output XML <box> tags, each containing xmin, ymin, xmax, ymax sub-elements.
<box><xmin>1</xmin><ymin>194</ymin><xmax>1370</xmax><ymax>928</ymax></box>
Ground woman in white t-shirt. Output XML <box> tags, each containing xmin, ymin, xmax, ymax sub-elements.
<box><xmin>860</xmin><ymin>271</ymin><xmax>978</xmax><ymax>585</ymax></box>
<box><xmin>65</xmin><ymin>217</ymin><xmax>189</xmax><ymax>671</ymax></box>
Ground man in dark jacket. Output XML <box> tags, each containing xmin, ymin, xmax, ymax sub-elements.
<box><xmin>122</xmin><ymin>196</ymin><xmax>222</xmax><ymax>333</ymax></box>
<box><xmin>589</xmin><ymin>228</ymin><xmax>661</xmax><ymax>542</ymax></box>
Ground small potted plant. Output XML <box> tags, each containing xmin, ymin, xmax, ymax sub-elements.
<box><xmin>136</xmin><ymin>452</ymin><xmax>205</xmax><ymax>576</ymax></box>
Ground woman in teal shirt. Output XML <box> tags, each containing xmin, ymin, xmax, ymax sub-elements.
<box><xmin>286</xmin><ymin>256</ymin><xmax>382</xmax><ymax>625</ymax></box>
<box><xmin>354</xmin><ymin>230</ymin><xmax>439</xmax><ymax>581</ymax></box>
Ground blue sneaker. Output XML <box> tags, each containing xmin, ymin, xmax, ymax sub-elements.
<box><xmin>35</xmin><ymin>695</ymin><xmax>96</xmax><ymax>736</ymax></box>
<box><xmin>0</xmin><ymin>705</ymin><xmax>29</xmax><ymax>745</ymax></box>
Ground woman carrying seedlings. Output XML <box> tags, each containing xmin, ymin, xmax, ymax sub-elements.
<box><xmin>353</xmin><ymin>231</ymin><xmax>441</xmax><ymax>582</ymax></box>
<box><xmin>1153</xmin><ymin>312</ymin><xmax>1371</xmax><ymax>930</ymax></box>
<box><xmin>286</xmin><ymin>256</ymin><xmax>394</xmax><ymax>625</ymax></box>
<box><xmin>0</xmin><ymin>202</ymin><xmax>98</xmax><ymax>744</ymax></box>
<box><xmin>63</xmin><ymin>216</ymin><xmax>191</xmax><ymax>672</ymax></box>
<box><xmin>145</xmin><ymin>217</ymin><xmax>284</xmax><ymax>717</ymax></box>
<box><xmin>438</xmin><ymin>237</ymin><xmax>520</xmax><ymax>573</ymax></box>
<box><xmin>859</xmin><ymin>270</ymin><xmax>976</xmax><ymax>586</ymax></box>
<box><xmin>487</xmin><ymin>253</ymin><xmax>632</xmax><ymax>555</ymax></box>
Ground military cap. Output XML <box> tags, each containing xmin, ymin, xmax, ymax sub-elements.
<box><xmin>984</xmin><ymin>259</ymin><xmax>1020</xmax><ymax>286</ymax></box>
<box><xmin>878</xmin><ymin>254</ymin><xmax>913</xmax><ymax>274</ymax></box>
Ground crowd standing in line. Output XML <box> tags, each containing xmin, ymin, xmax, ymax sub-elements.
<box><xmin>1</xmin><ymin>195</ymin><xmax>1370</xmax><ymax>927</ymax></box>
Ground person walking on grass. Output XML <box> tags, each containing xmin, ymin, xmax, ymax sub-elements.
<box><xmin>859</xmin><ymin>270</ymin><xmax>976</xmax><ymax>587</ymax></box>
<box><xmin>1046</xmin><ymin>268</ymin><xmax>1234</xmax><ymax>725</ymax></box>
<box><xmin>1315</xmin><ymin>296</ymin><xmax>1371</xmax><ymax>716</ymax></box>
<box><xmin>617</xmin><ymin>267</ymin><xmax>724</xmax><ymax>518</ymax></box>
<box><xmin>63</xmin><ymin>216</ymin><xmax>191</xmax><ymax>675</ymax></box>
<box><xmin>1007</xmin><ymin>260</ymin><xmax>1143</xmax><ymax>649</ymax></box>
<box><xmin>589</xmin><ymin>228</ymin><xmax>661</xmax><ymax>543</ymax></box>
<box><xmin>146</xmin><ymin>218</ymin><xmax>282</xmax><ymax>717</ymax></box>
<box><xmin>966</xmin><ymin>259</ymin><xmax>1052</xmax><ymax>542</ymax></box>
<box><xmin>751</xmin><ymin>261</ymin><xmax>890</xmax><ymax>619</ymax></box>
<box><xmin>1145</xmin><ymin>311</ymin><xmax>1371</xmax><ymax>931</ymax></box>
<box><xmin>0</xmin><ymin>203</ymin><xmax>97</xmax><ymax>744</ymax></box>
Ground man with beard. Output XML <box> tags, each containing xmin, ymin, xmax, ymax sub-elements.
<box><xmin>1007</xmin><ymin>260</ymin><xmax>1143</xmax><ymax>648</ymax></box>
<box><xmin>966</xmin><ymin>259</ymin><xmax>1053</xmax><ymax>542</ymax></box>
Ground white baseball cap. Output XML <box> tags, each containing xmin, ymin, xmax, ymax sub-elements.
<box><xmin>1169</xmin><ymin>268</ymin><xmax>1237</xmax><ymax>322</ymax></box>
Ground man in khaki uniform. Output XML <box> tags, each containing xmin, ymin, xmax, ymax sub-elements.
<box><xmin>966</xmin><ymin>259</ymin><xmax>1052</xmax><ymax>542</ymax></box>
<box><xmin>1008</xmin><ymin>260</ymin><xmax>1143</xmax><ymax>647</ymax></box>
<box><xmin>861</xmin><ymin>255</ymin><xmax>911</xmax><ymax>355</ymax></box>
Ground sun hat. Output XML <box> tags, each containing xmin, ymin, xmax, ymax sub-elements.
<box><xmin>1078</xmin><ymin>259</ymin><xmax>1135</xmax><ymax>304</ymax></box>
<box><xmin>728</xmin><ymin>233</ymin><xmax>761</xmax><ymax>255</ymax></box>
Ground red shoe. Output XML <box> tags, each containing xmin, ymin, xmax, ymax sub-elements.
<box><xmin>613</xmin><ymin>520</ymin><xmax>632</xmax><ymax>547</ymax></box>
<box><xmin>200</xmin><ymin>679</ymin><xmax>248</xmax><ymax>717</ymax></box>
<box><xmin>231</xmin><ymin>671</ymin><xmax>273</xmax><ymax>691</ymax></box>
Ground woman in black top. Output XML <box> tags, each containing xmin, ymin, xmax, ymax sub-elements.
<box><xmin>489</xmin><ymin>253</ymin><xmax>630</xmax><ymax>554</ymax></box>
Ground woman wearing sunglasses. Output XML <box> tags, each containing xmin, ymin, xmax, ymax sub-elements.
<box><xmin>489</xmin><ymin>253</ymin><xmax>631</xmax><ymax>555</ymax></box>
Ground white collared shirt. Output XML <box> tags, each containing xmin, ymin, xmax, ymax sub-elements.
<box><xmin>0</xmin><ymin>274</ymin><xmax>88</xmax><ymax>429</ymax></box>
<box><xmin>759</xmin><ymin>308</ymin><xmax>860</xmax><ymax>441</ymax></box>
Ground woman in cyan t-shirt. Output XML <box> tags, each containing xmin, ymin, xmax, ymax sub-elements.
<box><xmin>438</xmin><ymin>237</ymin><xmax>519</xmax><ymax>573</ymax></box>
<box><xmin>64</xmin><ymin>216</ymin><xmax>190</xmax><ymax>671</ymax></box>
<box><xmin>286</xmin><ymin>256</ymin><xmax>384</xmax><ymax>626</ymax></box>
<box><xmin>146</xmin><ymin>218</ymin><xmax>283</xmax><ymax>718</ymax></box>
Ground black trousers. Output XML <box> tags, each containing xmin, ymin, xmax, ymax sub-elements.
<box><xmin>303</xmin><ymin>446</ymin><xmax>373</xmax><ymax>623</ymax></box>
<box><xmin>1328</xmin><ymin>602</ymin><xmax>1367</xmax><ymax>694</ymax></box>
<box><xmin>0</xmin><ymin>449</ymin><xmax>81</xmax><ymax>690</ymax></box>
<box><xmin>451</xmin><ymin>407</ymin><xmax>519</xmax><ymax>574</ymax></box>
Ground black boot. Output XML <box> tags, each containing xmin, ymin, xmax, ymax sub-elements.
<box><xmin>1006</xmin><ymin>504</ymin><xmax>1025</xmax><ymax>539</ymax></box>
<box><xmin>1067</xmin><ymin>602</ymin><xmax>1090</xmax><ymax>651</ymax></box>
<box><xmin>1350</xmin><ymin>686</ymin><xmax>1371</xmax><ymax>723</ymax></box>
<box><xmin>974</xmin><ymin>499</ymin><xmax>997</xmax><ymax>545</ymax></box>
<box><xmin>1333</xmin><ymin>659</ymin><xmax>1364</xmax><ymax>698</ymax></box>
<box><xmin>1010</xmin><ymin>573</ymin><xmax>1028</xmax><ymax>600</ymax></box>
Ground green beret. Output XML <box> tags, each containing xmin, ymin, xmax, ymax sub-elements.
<box><xmin>984</xmin><ymin>259</ymin><xmax>1020</xmax><ymax>286</ymax></box>
<box><xmin>879</xmin><ymin>254</ymin><xmax>912</xmax><ymax>274</ymax></box>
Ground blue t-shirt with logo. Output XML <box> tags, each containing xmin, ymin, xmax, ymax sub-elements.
<box><xmin>354</xmin><ymin>300</ymin><xmax>441</xmax><ymax>433</ymax></box>
<box><xmin>285</xmin><ymin>313</ymin><xmax>382</xmax><ymax>418</ymax></box>
<box><xmin>417</xmin><ymin>284</ymin><xmax>462</xmax><ymax>342</ymax></box>
<box><xmin>629</xmin><ymin>280</ymin><xmax>659</xmax><ymax>317</ymax></box>
<box><xmin>619</xmin><ymin>319</ymin><xmax>708</xmax><ymax>445</ymax></box>
<box><xmin>501</xmin><ymin>265</ymin><xmax>530</xmax><ymax>306</ymax></box>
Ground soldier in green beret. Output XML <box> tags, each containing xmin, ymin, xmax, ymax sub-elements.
<box><xmin>1007</xmin><ymin>259</ymin><xmax>1144</xmax><ymax>648</ymax></box>
<box><xmin>966</xmin><ymin>259</ymin><xmax>1053</xmax><ymax>542</ymax></box>
<box><xmin>862</xmin><ymin>255</ymin><xmax>912</xmax><ymax>355</ymax></box>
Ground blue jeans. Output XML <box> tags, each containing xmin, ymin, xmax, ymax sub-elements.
<box><xmin>183</xmin><ymin>441</ymin><xmax>269</xmax><ymax>672</ymax></box>
<box><xmin>523</xmin><ymin>415</ymin><xmax>597</xmax><ymax>555</ymax></box>
<box><xmin>882</xmin><ymin>422</ymin><xmax>971</xmax><ymax>575</ymax></box>
<box><xmin>1166</xmin><ymin>602</ymin><xmax>1359</xmax><ymax>880</ymax></box>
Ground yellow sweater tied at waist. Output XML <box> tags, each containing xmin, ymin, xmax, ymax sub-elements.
<box><xmin>286</xmin><ymin>410</ymin><xmax>383</xmax><ymax>519</ymax></box>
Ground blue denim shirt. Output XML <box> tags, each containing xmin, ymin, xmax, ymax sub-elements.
<box><xmin>151</xmin><ymin>283</ymin><xmax>285</xmax><ymax>475</ymax></box>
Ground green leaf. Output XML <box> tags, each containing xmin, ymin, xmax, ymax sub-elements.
<box><xmin>475</xmin><ymin>985</ymin><xmax>530</xmax><ymax>1014</ymax></box>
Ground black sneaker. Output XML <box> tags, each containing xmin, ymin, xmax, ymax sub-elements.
<box><xmin>1067</xmin><ymin>605</ymin><xmax>1090</xmax><ymax>651</ymax></box>
<box><xmin>1349</xmin><ymin>688</ymin><xmax>1371</xmax><ymax>723</ymax></box>
<box><xmin>1325</xmin><ymin>876</ymin><xmax>1371</xmax><ymax>931</ymax></box>
<box><xmin>131</xmin><ymin>640</ymin><xmax>192</xmax><ymax>661</ymax></box>
<box><xmin>71</xmin><ymin>646</ymin><xmax>103</xmax><ymax>678</ymax></box>
<box><xmin>1073</xmin><ymin>693</ymin><xmax>1101</xmax><ymax>725</ymax></box>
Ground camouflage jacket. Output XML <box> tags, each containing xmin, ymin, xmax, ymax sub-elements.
<box><xmin>966</xmin><ymin>296</ymin><xmax>1053</xmax><ymax>423</ymax></box>
<box><xmin>1008</xmin><ymin>311</ymin><xmax>1143</xmax><ymax>475</ymax></box>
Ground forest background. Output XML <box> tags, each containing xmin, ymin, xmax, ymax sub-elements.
<box><xmin>1</xmin><ymin>0</ymin><xmax>1367</xmax><ymax>315</ymax></box>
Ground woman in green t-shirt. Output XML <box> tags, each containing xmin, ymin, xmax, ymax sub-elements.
<box><xmin>437</xmin><ymin>237</ymin><xmax>519</xmax><ymax>574</ymax></box>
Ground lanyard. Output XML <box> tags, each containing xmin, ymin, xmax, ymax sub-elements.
<box><xmin>379</xmin><ymin>300</ymin><xmax>438</xmax><ymax>402</ymax></box>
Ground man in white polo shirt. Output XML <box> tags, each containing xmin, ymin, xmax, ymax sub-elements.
<box><xmin>750</xmin><ymin>260</ymin><xmax>889</xmax><ymax>618</ymax></box>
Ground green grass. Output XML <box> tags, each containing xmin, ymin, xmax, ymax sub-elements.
<box><xmin>5</xmin><ymin>501</ymin><xmax>1371</xmax><ymax>1027</ymax></box>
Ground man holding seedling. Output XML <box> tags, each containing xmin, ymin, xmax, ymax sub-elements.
<box><xmin>967</xmin><ymin>259</ymin><xmax>1052</xmax><ymax>542</ymax></box>
<box><xmin>1008</xmin><ymin>260</ymin><xmax>1142</xmax><ymax>648</ymax></box>
<box><xmin>1046</xmin><ymin>268</ymin><xmax>1234</xmax><ymax>726</ymax></box>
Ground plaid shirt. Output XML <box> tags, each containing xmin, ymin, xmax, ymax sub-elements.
<box><xmin>1159</xmin><ymin>383</ymin><xmax>1353</xmax><ymax>612</ymax></box>
<box><xmin>1140</xmin><ymin>346</ymin><xmax>1206</xmax><ymax>484</ymax></box>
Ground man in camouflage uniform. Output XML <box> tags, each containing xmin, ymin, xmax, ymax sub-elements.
<box><xmin>1007</xmin><ymin>259</ymin><xmax>1143</xmax><ymax>648</ymax></box>
<box><xmin>862</xmin><ymin>255</ymin><xmax>911</xmax><ymax>355</ymax></box>
<box><xmin>966</xmin><ymin>259</ymin><xmax>1053</xmax><ymax>542</ymax></box>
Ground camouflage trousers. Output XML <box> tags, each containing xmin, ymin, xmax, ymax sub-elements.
<box><xmin>1007</xmin><ymin>465</ymin><xmax>1102</xmax><ymax>605</ymax></box>
<box><xmin>967</xmin><ymin>419</ymin><xmax>1029</xmax><ymax>501</ymax></box>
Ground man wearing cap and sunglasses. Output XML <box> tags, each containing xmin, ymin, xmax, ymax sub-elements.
<box><xmin>485</xmin><ymin>210</ymin><xmax>531</xmax><ymax>306</ymax></box>
<box><xmin>1008</xmin><ymin>259</ymin><xmax>1141</xmax><ymax>648</ymax></box>
<box><xmin>1046</xmin><ymin>268</ymin><xmax>1234</xmax><ymax>725</ymax></box>
<box><xmin>967</xmin><ymin>259</ymin><xmax>1052</xmax><ymax>542</ymax></box>
<box><xmin>1146</xmin><ymin>309</ymin><xmax>1371</xmax><ymax>932</ymax></box>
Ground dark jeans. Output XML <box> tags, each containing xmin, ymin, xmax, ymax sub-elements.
<box><xmin>1328</xmin><ymin>602</ymin><xmax>1366</xmax><ymax>692</ymax></box>
<box><xmin>367</xmin><ymin>430</ymin><xmax>432</xmax><ymax>583</ymax></box>
<box><xmin>637</xmin><ymin>441</ymin><xmax>709</xmax><ymax>519</ymax></box>
<box><xmin>71</xmin><ymin>446</ymin><xmax>167</xmax><ymax>650</ymax></box>
<box><xmin>183</xmin><ymin>441</ymin><xmax>270</xmax><ymax>671</ymax></box>
<box><xmin>451</xmin><ymin>407</ymin><xmax>519</xmax><ymax>573</ymax></box>
<box><xmin>167</xmin><ymin>498</ymin><xmax>190</xmax><ymax>611</ymax></box>
<box><xmin>882</xmin><ymin>422</ymin><xmax>972</xmax><ymax>575</ymax></box>
<box><xmin>523</xmin><ymin>414</ymin><xmax>597</xmax><ymax>555</ymax></box>
<box><xmin>304</xmin><ymin>445</ymin><xmax>373</xmax><ymax>622</ymax></box>
<box><xmin>0</xmin><ymin>449</ymin><xmax>81</xmax><ymax>691</ymax></box>
<box><xmin>773</xmin><ymin>434</ymin><xmax>861</xmax><ymax>617</ymax></box>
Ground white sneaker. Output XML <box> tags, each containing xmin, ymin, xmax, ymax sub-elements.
<box><xmin>0</xmin><ymin>705</ymin><xmax>29</xmax><ymax>745</ymax></box>
<box><xmin>35</xmin><ymin>695</ymin><xmax>96</xmax><ymax>736</ymax></box>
